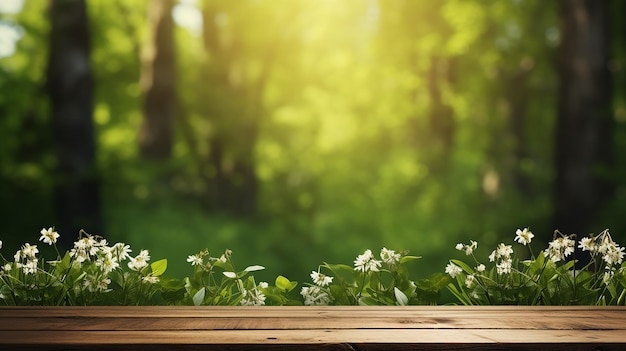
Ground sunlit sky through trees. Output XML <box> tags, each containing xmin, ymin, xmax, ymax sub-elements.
<box><xmin>1</xmin><ymin>0</ymin><xmax>624</xmax><ymax>281</ymax></box>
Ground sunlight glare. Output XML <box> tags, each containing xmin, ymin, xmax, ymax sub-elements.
<box><xmin>0</xmin><ymin>22</ymin><xmax>23</xmax><ymax>59</ymax></box>
<box><xmin>172</xmin><ymin>0</ymin><xmax>203</xmax><ymax>37</ymax></box>
<box><xmin>0</xmin><ymin>0</ymin><xmax>24</xmax><ymax>14</ymax></box>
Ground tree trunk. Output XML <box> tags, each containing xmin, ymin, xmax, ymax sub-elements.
<box><xmin>200</xmin><ymin>5</ymin><xmax>261</xmax><ymax>217</ymax></box>
<box><xmin>139</xmin><ymin>0</ymin><xmax>176</xmax><ymax>160</ymax></box>
<box><xmin>554</xmin><ymin>0</ymin><xmax>613</xmax><ymax>235</ymax></box>
<box><xmin>426</xmin><ymin>56</ymin><xmax>456</xmax><ymax>175</ymax></box>
<box><xmin>46</xmin><ymin>0</ymin><xmax>102</xmax><ymax>248</ymax></box>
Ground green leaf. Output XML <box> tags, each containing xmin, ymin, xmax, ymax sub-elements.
<box><xmin>223</xmin><ymin>271</ymin><xmax>237</xmax><ymax>279</ymax></box>
<box><xmin>244</xmin><ymin>265</ymin><xmax>265</xmax><ymax>272</ymax></box>
<box><xmin>275</xmin><ymin>275</ymin><xmax>297</xmax><ymax>292</ymax></box>
<box><xmin>394</xmin><ymin>287</ymin><xmax>408</xmax><ymax>306</ymax></box>
<box><xmin>450</xmin><ymin>259</ymin><xmax>474</xmax><ymax>274</ymax></box>
<box><xmin>193</xmin><ymin>287</ymin><xmax>206</xmax><ymax>306</ymax></box>
<box><xmin>150</xmin><ymin>259</ymin><xmax>167</xmax><ymax>277</ymax></box>
<box><xmin>400</xmin><ymin>255</ymin><xmax>422</xmax><ymax>264</ymax></box>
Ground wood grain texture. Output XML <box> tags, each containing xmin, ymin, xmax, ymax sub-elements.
<box><xmin>0</xmin><ymin>306</ymin><xmax>625</xmax><ymax>350</ymax></box>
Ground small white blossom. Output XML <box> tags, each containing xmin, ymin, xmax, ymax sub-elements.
<box><xmin>476</xmin><ymin>264</ymin><xmax>486</xmax><ymax>272</ymax></box>
<box><xmin>380</xmin><ymin>247</ymin><xmax>401</xmax><ymax>265</ymax></box>
<box><xmin>240</xmin><ymin>287</ymin><xmax>266</xmax><ymax>306</ymax></box>
<box><xmin>514</xmin><ymin>228</ymin><xmax>534</xmax><ymax>246</ymax></box>
<box><xmin>39</xmin><ymin>227</ymin><xmax>60</xmax><ymax>245</ymax></box>
<box><xmin>21</xmin><ymin>243</ymin><xmax>39</xmax><ymax>258</ymax></box>
<box><xmin>457</xmin><ymin>241</ymin><xmax>478</xmax><ymax>255</ymax></box>
<box><xmin>259</xmin><ymin>282</ymin><xmax>269</xmax><ymax>289</ymax></box>
<box><xmin>465</xmin><ymin>274</ymin><xmax>476</xmax><ymax>288</ymax></box>
<box><xmin>301</xmin><ymin>286</ymin><xmax>332</xmax><ymax>306</ymax></box>
<box><xmin>142</xmin><ymin>276</ymin><xmax>160</xmax><ymax>284</ymax></box>
<box><xmin>128</xmin><ymin>250</ymin><xmax>150</xmax><ymax>271</ymax></box>
<box><xmin>603</xmin><ymin>245</ymin><xmax>625</xmax><ymax>266</ymax></box>
<box><xmin>496</xmin><ymin>243</ymin><xmax>513</xmax><ymax>258</ymax></box>
<box><xmin>95</xmin><ymin>251</ymin><xmax>119</xmax><ymax>274</ymax></box>
<box><xmin>0</xmin><ymin>240</ymin><xmax>3</xmax><ymax>249</ymax></box>
<box><xmin>578</xmin><ymin>237</ymin><xmax>595</xmax><ymax>252</ymax></box>
<box><xmin>310</xmin><ymin>270</ymin><xmax>333</xmax><ymax>287</ymax></box>
<box><xmin>187</xmin><ymin>254</ymin><xmax>203</xmax><ymax>266</ymax></box>
<box><xmin>111</xmin><ymin>243</ymin><xmax>132</xmax><ymax>261</ymax></box>
<box><xmin>545</xmin><ymin>236</ymin><xmax>575</xmax><ymax>262</ymax></box>
<box><xmin>354</xmin><ymin>249</ymin><xmax>382</xmax><ymax>272</ymax></box>
<box><xmin>496</xmin><ymin>259</ymin><xmax>512</xmax><ymax>275</ymax></box>
<box><xmin>445</xmin><ymin>262</ymin><xmax>463</xmax><ymax>278</ymax></box>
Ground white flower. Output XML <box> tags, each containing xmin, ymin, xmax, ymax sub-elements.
<box><xmin>0</xmin><ymin>240</ymin><xmax>2</xmax><ymax>249</ymax></box>
<box><xmin>354</xmin><ymin>249</ymin><xmax>382</xmax><ymax>272</ymax></box>
<box><xmin>2</xmin><ymin>263</ymin><xmax>10</xmax><ymax>271</ymax></box>
<box><xmin>142</xmin><ymin>276</ymin><xmax>160</xmax><ymax>284</ymax></box>
<box><xmin>545</xmin><ymin>236</ymin><xmax>575</xmax><ymax>262</ymax></box>
<box><xmin>514</xmin><ymin>228</ymin><xmax>534</xmax><ymax>246</ymax></box>
<box><xmin>98</xmin><ymin>278</ymin><xmax>111</xmax><ymax>291</ymax></box>
<box><xmin>578</xmin><ymin>237</ymin><xmax>595</xmax><ymax>252</ymax></box>
<box><xmin>96</xmin><ymin>252</ymin><xmax>119</xmax><ymax>274</ymax></box>
<box><xmin>21</xmin><ymin>243</ymin><xmax>38</xmax><ymax>258</ymax></box>
<box><xmin>496</xmin><ymin>259</ymin><xmax>512</xmax><ymax>275</ymax></box>
<box><xmin>22</xmin><ymin>259</ymin><xmax>38</xmax><ymax>275</ymax></box>
<box><xmin>70</xmin><ymin>235</ymin><xmax>100</xmax><ymax>262</ymax></box>
<box><xmin>445</xmin><ymin>262</ymin><xmax>462</xmax><ymax>278</ymax></box>
<box><xmin>465</xmin><ymin>274</ymin><xmax>476</xmax><ymax>288</ymax></box>
<box><xmin>476</xmin><ymin>264</ymin><xmax>486</xmax><ymax>272</ymax></box>
<box><xmin>128</xmin><ymin>250</ymin><xmax>150</xmax><ymax>271</ymax></box>
<box><xmin>301</xmin><ymin>286</ymin><xmax>332</xmax><ymax>306</ymax></box>
<box><xmin>488</xmin><ymin>251</ymin><xmax>496</xmax><ymax>262</ymax></box>
<box><xmin>603</xmin><ymin>245</ymin><xmax>625</xmax><ymax>266</ymax></box>
<box><xmin>187</xmin><ymin>254</ymin><xmax>203</xmax><ymax>266</ymax></box>
<box><xmin>39</xmin><ymin>227</ymin><xmax>60</xmax><ymax>245</ymax></box>
<box><xmin>111</xmin><ymin>243</ymin><xmax>132</xmax><ymax>261</ymax></box>
<box><xmin>496</xmin><ymin>243</ymin><xmax>513</xmax><ymax>258</ymax></box>
<box><xmin>310</xmin><ymin>270</ymin><xmax>333</xmax><ymax>287</ymax></box>
<box><xmin>380</xmin><ymin>247</ymin><xmax>401</xmax><ymax>265</ymax></box>
<box><xmin>259</xmin><ymin>282</ymin><xmax>269</xmax><ymax>289</ymax></box>
<box><xmin>456</xmin><ymin>241</ymin><xmax>478</xmax><ymax>255</ymax></box>
<box><xmin>240</xmin><ymin>287</ymin><xmax>266</xmax><ymax>306</ymax></box>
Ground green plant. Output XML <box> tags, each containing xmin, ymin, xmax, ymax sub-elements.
<box><xmin>446</xmin><ymin>228</ymin><xmax>626</xmax><ymax>305</ymax></box>
<box><xmin>1</xmin><ymin>228</ymin><xmax>166</xmax><ymax>305</ymax></box>
<box><xmin>302</xmin><ymin>248</ymin><xmax>448</xmax><ymax>305</ymax></box>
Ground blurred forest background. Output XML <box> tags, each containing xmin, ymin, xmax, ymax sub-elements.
<box><xmin>0</xmin><ymin>0</ymin><xmax>625</xmax><ymax>282</ymax></box>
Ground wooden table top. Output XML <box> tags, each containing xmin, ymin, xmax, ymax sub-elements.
<box><xmin>1</xmin><ymin>306</ymin><xmax>625</xmax><ymax>350</ymax></box>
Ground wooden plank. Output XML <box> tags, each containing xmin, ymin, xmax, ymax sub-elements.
<box><xmin>0</xmin><ymin>306</ymin><xmax>625</xmax><ymax>350</ymax></box>
<box><xmin>1</xmin><ymin>313</ymin><xmax>626</xmax><ymax>331</ymax></box>
<box><xmin>1</xmin><ymin>329</ymin><xmax>625</xmax><ymax>344</ymax></box>
<box><xmin>1</xmin><ymin>306</ymin><xmax>625</xmax><ymax>331</ymax></box>
<box><xmin>2</xmin><ymin>305</ymin><xmax>625</xmax><ymax>317</ymax></box>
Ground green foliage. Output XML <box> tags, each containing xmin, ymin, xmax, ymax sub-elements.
<box><xmin>1</xmin><ymin>0</ymin><xmax>625</xmax><ymax>296</ymax></box>
<box><xmin>446</xmin><ymin>228</ymin><xmax>626</xmax><ymax>306</ymax></box>
<box><xmin>302</xmin><ymin>248</ymin><xmax>446</xmax><ymax>306</ymax></box>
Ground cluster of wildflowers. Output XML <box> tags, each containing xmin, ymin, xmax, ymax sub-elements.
<box><xmin>301</xmin><ymin>270</ymin><xmax>334</xmax><ymax>305</ymax></box>
<box><xmin>182</xmin><ymin>248</ymin><xmax>279</xmax><ymax>306</ymax></box>
<box><xmin>579</xmin><ymin>230</ymin><xmax>625</xmax><ymax>267</ymax></box>
<box><xmin>447</xmin><ymin>240</ymin><xmax>485</xmax><ymax>288</ymax></box>
<box><xmin>303</xmin><ymin>247</ymin><xmax>444</xmax><ymax>306</ymax></box>
<box><xmin>13</xmin><ymin>243</ymin><xmax>39</xmax><ymax>275</ymax></box>
<box><xmin>0</xmin><ymin>228</ymin><xmax>165</xmax><ymax>305</ymax></box>
<box><xmin>353</xmin><ymin>249</ymin><xmax>383</xmax><ymax>272</ymax></box>
<box><xmin>544</xmin><ymin>233</ymin><xmax>576</xmax><ymax>263</ymax></box>
<box><xmin>447</xmin><ymin>228</ymin><xmax>626</xmax><ymax>305</ymax></box>
<box><xmin>3</xmin><ymin>225</ymin><xmax>626</xmax><ymax>306</ymax></box>
<box><xmin>239</xmin><ymin>281</ymin><xmax>268</xmax><ymax>306</ymax></box>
